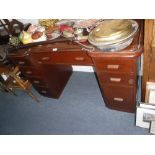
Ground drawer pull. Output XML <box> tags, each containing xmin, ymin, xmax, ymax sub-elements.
<box><xmin>25</xmin><ymin>71</ymin><xmax>32</xmax><ymax>74</ymax></box>
<box><xmin>52</xmin><ymin>48</ymin><xmax>58</xmax><ymax>51</ymax></box>
<box><xmin>41</xmin><ymin>90</ymin><xmax>47</xmax><ymax>94</ymax></box>
<box><xmin>75</xmin><ymin>57</ymin><xmax>85</xmax><ymax>61</ymax></box>
<box><xmin>128</xmin><ymin>79</ymin><xmax>134</xmax><ymax>85</ymax></box>
<box><xmin>110</xmin><ymin>77</ymin><xmax>121</xmax><ymax>82</ymax></box>
<box><xmin>18</xmin><ymin>61</ymin><xmax>25</xmax><ymax>65</ymax></box>
<box><xmin>107</xmin><ymin>65</ymin><xmax>119</xmax><ymax>69</ymax></box>
<box><xmin>113</xmin><ymin>97</ymin><xmax>124</xmax><ymax>102</ymax></box>
<box><xmin>33</xmin><ymin>80</ymin><xmax>40</xmax><ymax>84</ymax></box>
<box><xmin>38</xmin><ymin>61</ymin><xmax>42</xmax><ymax>64</ymax></box>
<box><xmin>41</xmin><ymin>57</ymin><xmax>50</xmax><ymax>61</ymax></box>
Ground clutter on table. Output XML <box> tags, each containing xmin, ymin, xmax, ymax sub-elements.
<box><xmin>8</xmin><ymin>19</ymin><xmax>139</xmax><ymax>52</ymax></box>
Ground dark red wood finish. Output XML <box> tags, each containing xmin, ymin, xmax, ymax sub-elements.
<box><xmin>7</xmin><ymin>20</ymin><xmax>143</xmax><ymax>112</ymax></box>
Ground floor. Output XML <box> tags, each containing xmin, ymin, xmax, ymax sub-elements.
<box><xmin>0</xmin><ymin>72</ymin><xmax>149</xmax><ymax>134</ymax></box>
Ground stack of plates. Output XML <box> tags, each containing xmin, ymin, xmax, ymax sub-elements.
<box><xmin>88</xmin><ymin>20</ymin><xmax>138</xmax><ymax>51</ymax></box>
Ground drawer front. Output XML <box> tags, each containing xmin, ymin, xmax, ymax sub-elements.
<box><xmin>98</xmin><ymin>72</ymin><xmax>135</xmax><ymax>86</ymax></box>
<box><xmin>33</xmin><ymin>86</ymin><xmax>53</xmax><ymax>98</ymax></box>
<box><xmin>7</xmin><ymin>56</ymin><xmax>32</xmax><ymax>66</ymax></box>
<box><xmin>51</xmin><ymin>52</ymin><xmax>93</xmax><ymax>65</ymax></box>
<box><xmin>19</xmin><ymin>67</ymin><xmax>43</xmax><ymax>77</ymax></box>
<box><xmin>32</xmin><ymin>51</ymin><xmax>93</xmax><ymax>66</ymax></box>
<box><xmin>30</xmin><ymin>45</ymin><xmax>51</xmax><ymax>53</ymax></box>
<box><xmin>31</xmin><ymin>52</ymin><xmax>51</xmax><ymax>65</ymax></box>
<box><xmin>94</xmin><ymin>59</ymin><xmax>134</xmax><ymax>73</ymax></box>
<box><xmin>28</xmin><ymin>77</ymin><xmax>47</xmax><ymax>87</ymax></box>
<box><xmin>101</xmin><ymin>85</ymin><xmax>136</xmax><ymax>112</ymax></box>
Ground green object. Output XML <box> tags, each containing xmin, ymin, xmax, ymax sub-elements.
<box><xmin>18</xmin><ymin>32</ymin><xmax>23</xmax><ymax>42</ymax></box>
<box><xmin>9</xmin><ymin>36</ymin><xmax>21</xmax><ymax>47</ymax></box>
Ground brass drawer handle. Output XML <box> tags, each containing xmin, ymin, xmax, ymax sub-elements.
<box><xmin>33</xmin><ymin>80</ymin><xmax>40</xmax><ymax>84</ymax></box>
<box><xmin>41</xmin><ymin>57</ymin><xmax>50</xmax><ymax>61</ymax></box>
<box><xmin>75</xmin><ymin>57</ymin><xmax>85</xmax><ymax>61</ymax></box>
<box><xmin>41</xmin><ymin>90</ymin><xmax>47</xmax><ymax>94</ymax></box>
<box><xmin>38</xmin><ymin>45</ymin><xmax>42</xmax><ymax>47</ymax></box>
<box><xmin>52</xmin><ymin>48</ymin><xmax>58</xmax><ymax>51</ymax></box>
<box><xmin>113</xmin><ymin>97</ymin><xmax>124</xmax><ymax>102</ymax></box>
<box><xmin>107</xmin><ymin>65</ymin><xmax>120</xmax><ymax>69</ymax></box>
<box><xmin>110</xmin><ymin>77</ymin><xmax>121</xmax><ymax>82</ymax></box>
<box><xmin>38</xmin><ymin>61</ymin><xmax>42</xmax><ymax>64</ymax></box>
<box><xmin>18</xmin><ymin>61</ymin><xmax>25</xmax><ymax>65</ymax></box>
<box><xmin>128</xmin><ymin>79</ymin><xmax>134</xmax><ymax>85</ymax></box>
<box><xmin>25</xmin><ymin>71</ymin><xmax>32</xmax><ymax>74</ymax></box>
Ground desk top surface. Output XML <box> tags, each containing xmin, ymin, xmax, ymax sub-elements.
<box><xmin>8</xmin><ymin>20</ymin><xmax>143</xmax><ymax>59</ymax></box>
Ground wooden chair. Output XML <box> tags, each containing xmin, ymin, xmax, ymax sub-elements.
<box><xmin>0</xmin><ymin>65</ymin><xmax>40</xmax><ymax>103</ymax></box>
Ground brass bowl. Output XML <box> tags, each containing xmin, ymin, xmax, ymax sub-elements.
<box><xmin>96</xmin><ymin>37</ymin><xmax>134</xmax><ymax>51</ymax></box>
<box><xmin>88</xmin><ymin>19</ymin><xmax>138</xmax><ymax>47</ymax></box>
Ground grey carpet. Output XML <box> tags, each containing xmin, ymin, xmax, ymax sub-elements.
<box><xmin>0</xmin><ymin>72</ymin><xmax>149</xmax><ymax>134</ymax></box>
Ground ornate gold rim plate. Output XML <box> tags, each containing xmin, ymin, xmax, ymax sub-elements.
<box><xmin>88</xmin><ymin>19</ymin><xmax>138</xmax><ymax>47</ymax></box>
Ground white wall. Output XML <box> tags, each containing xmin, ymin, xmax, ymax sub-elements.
<box><xmin>18</xmin><ymin>19</ymin><xmax>94</xmax><ymax>72</ymax></box>
<box><xmin>18</xmin><ymin>19</ymin><xmax>39</xmax><ymax>25</ymax></box>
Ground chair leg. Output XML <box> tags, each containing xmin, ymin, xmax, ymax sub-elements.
<box><xmin>0</xmin><ymin>82</ymin><xmax>17</xmax><ymax>95</ymax></box>
<box><xmin>25</xmin><ymin>90</ymin><xmax>40</xmax><ymax>103</ymax></box>
<box><xmin>8</xmin><ymin>88</ymin><xmax>17</xmax><ymax>96</ymax></box>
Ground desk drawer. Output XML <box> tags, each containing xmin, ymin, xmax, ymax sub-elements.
<box><xmin>51</xmin><ymin>52</ymin><xmax>93</xmax><ymax>65</ymax></box>
<box><xmin>20</xmin><ymin>66</ymin><xmax>43</xmax><ymax>77</ymax></box>
<box><xmin>94</xmin><ymin>59</ymin><xmax>134</xmax><ymax>73</ymax></box>
<box><xmin>32</xmin><ymin>51</ymin><xmax>93</xmax><ymax>66</ymax></box>
<box><xmin>7</xmin><ymin>55</ymin><xmax>32</xmax><ymax>66</ymax></box>
<box><xmin>28</xmin><ymin>76</ymin><xmax>47</xmax><ymax>87</ymax></box>
<box><xmin>101</xmin><ymin>85</ymin><xmax>135</xmax><ymax>112</ymax></box>
<box><xmin>34</xmin><ymin>86</ymin><xmax>53</xmax><ymax>98</ymax></box>
<box><xmin>98</xmin><ymin>72</ymin><xmax>135</xmax><ymax>86</ymax></box>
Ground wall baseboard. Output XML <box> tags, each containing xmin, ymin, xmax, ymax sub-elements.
<box><xmin>72</xmin><ymin>66</ymin><xmax>94</xmax><ymax>72</ymax></box>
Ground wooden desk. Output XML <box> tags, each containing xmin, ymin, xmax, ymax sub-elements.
<box><xmin>7</xmin><ymin>21</ymin><xmax>143</xmax><ymax>113</ymax></box>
